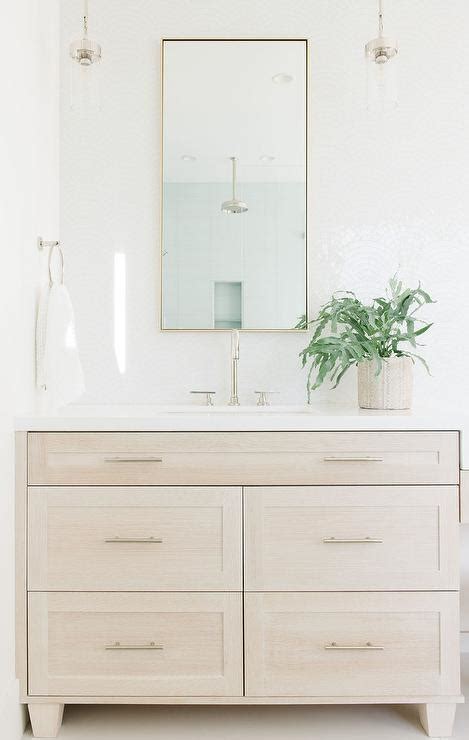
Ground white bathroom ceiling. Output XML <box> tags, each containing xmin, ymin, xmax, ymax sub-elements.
<box><xmin>162</xmin><ymin>40</ymin><xmax>307</xmax><ymax>183</ymax></box>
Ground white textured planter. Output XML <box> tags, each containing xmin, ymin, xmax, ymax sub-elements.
<box><xmin>357</xmin><ymin>356</ymin><xmax>413</xmax><ymax>410</ymax></box>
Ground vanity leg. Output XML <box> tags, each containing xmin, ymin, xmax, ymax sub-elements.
<box><xmin>28</xmin><ymin>703</ymin><xmax>64</xmax><ymax>738</ymax></box>
<box><xmin>418</xmin><ymin>703</ymin><xmax>456</xmax><ymax>738</ymax></box>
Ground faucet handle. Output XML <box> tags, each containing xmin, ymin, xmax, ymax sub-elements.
<box><xmin>254</xmin><ymin>391</ymin><xmax>279</xmax><ymax>407</ymax></box>
<box><xmin>190</xmin><ymin>391</ymin><xmax>216</xmax><ymax>407</ymax></box>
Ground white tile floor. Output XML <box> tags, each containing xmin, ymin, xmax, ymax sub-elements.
<box><xmin>23</xmin><ymin>656</ymin><xmax>468</xmax><ymax>740</ymax></box>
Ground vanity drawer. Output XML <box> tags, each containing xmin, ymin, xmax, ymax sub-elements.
<box><xmin>245</xmin><ymin>592</ymin><xmax>460</xmax><ymax>698</ymax></box>
<box><xmin>28</xmin><ymin>592</ymin><xmax>243</xmax><ymax>697</ymax></box>
<box><xmin>244</xmin><ymin>486</ymin><xmax>459</xmax><ymax>591</ymax></box>
<box><xmin>28</xmin><ymin>431</ymin><xmax>459</xmax><ymax>486</ymax></box>
<box><xmin>28</xmin><ymin>487</ymin><xmax>242</xmax><ymax>591</ymax></box>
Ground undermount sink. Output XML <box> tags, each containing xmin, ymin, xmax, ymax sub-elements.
<box><xmin>54</xmin><ymin>404</ymin><xmax>316</xmax><ymax>418</ymax></box>
<box><xmin>163</xmin><ymin>404</ymin><xmax>313</xmax><ymax>414</ymax></box>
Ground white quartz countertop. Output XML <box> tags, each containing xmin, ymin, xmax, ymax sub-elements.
<box><xmin>17</xmin><ymin>402</ymin><xmax>469</xmax><ymax>465</ymax></box>
<box><xmin>14</xmin><ymin>401</ymin><xmax>464</xmax><ymax>430</ymax></box>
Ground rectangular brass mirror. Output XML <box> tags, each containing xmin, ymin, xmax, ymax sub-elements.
<box><xmin>161</xmin><ymin>39</ymin><xmax>307</xmax><ymax>331</ymax></box>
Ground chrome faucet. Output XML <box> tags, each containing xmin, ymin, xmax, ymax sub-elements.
<box><xmin>228</xmin><ymin>329</ymin><xmax>240</xmax><ymax>406</ymax></box>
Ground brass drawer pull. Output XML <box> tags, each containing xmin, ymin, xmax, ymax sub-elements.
<box><xmin>323</xmin><ymin>456</ymin><xmax>384</xmax><ymax>462</ymax></box>
<box><xmin>325</xmin><ymin>642</ymin><xmax>384</xmax><ymax>651</ymax></box>
<box><xmin>105</xmin><ymin>641</ymin><xmax>163</xmax><ymax>650</ymax></box>
<box><xmin>105</xmin><ymin>536</ymin><xmax>163</xmax><ymax>544</ymax></box>
<box><xmin>104</xmin><ymin>456</ymin><xmax>163</xmax><ymax>463</ymax></box>
<box><xmin>323</xmin><ymin>537</ymin><xmax>383</xmax><ymax>544</ymax></box>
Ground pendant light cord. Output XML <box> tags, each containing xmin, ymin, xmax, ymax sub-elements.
<box><xmin>83</xmin><ymin>0</ymin><xmax>89</xmax><ymax>35</ymax></box>
<box><xmin>232</xmin><ymin>157</ymin><xmax>237</xmax><ymax>200</ymax></box>
<box><xmin>378</xmin><ymin>0</ymin><xmax>384</xmax><ymax>37</ymax></box>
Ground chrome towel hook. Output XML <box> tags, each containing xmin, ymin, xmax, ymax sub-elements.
<box><xmin>37</xmin><ymin>236</ymin><xmax>60</xmax><ymax>251</ymax></box>
<box><xmin>37</xmin><ymin>236</ymin><xmax>64</xmax><ymax>285</ymax></box>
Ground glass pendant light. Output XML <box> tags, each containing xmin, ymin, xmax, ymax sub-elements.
<box><xmin>365</xmin><ymin>0</ymin><xmax>398</xmax><ymax>111</ymax></box>
<box><xmin>221</xmin><ymin>157</ymin><xmax>248</xmax><ymax>214</ymax></box>
<box><xmin>69</xmin><ymin>0</ymin><xmax>102</xmax><ymax>111</ymax></box>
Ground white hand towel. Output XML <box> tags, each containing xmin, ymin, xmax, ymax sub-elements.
<box><xmin>36</xmin><ymin>282</ymin><xmax>85</xmax><ymax>408</ymax></box>
<box><xmin>36</xmin><ymin>283</ymin><xmax>50</xmax><ymax>390</ymax></box>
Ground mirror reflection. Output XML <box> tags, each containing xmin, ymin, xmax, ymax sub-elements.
<box><xmin>161</xmin><ymin>39</ymin><xmax>307</xmax><ymax>330</ymax></box>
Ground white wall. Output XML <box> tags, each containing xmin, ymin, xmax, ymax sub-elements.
<box><xmin>0</xmin><ymin>1</ymin><xmax>59</xmax><ymax>736</ymax></box>
<box><xmin>60</xmin><ymin>0</ymin><xmax>469</xmax><ymax>407</ymax></box>
<box><xmin>59</xmin><ymin>1</ymin><xmax>469</xmax><ymax>632</ymax></box>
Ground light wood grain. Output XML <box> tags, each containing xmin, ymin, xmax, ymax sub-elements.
<box><xmin>244</xmin><ymin>485</ymin><xmax>460</xmax><ymax>591</ymax></box>
<box><xmin>28</xmin><ymin>703</ymin><xmax>64</xmax><ymax>738</ymax></box>
<box><xmin>28</xmin><ymin>431</ymin><xmax>459</xmax><ymax>486</ymax></box>
<box><xmin>28</xmin><ymin>592</ymin><xmax>243</xmax><ymax>697</ymax></box>
<box><xmin>15</xmin><ymin>432</ymin><xmax>28</xmax><ymax>697</ymax></box>
<box><xmin>23</xmin><ymin>693</ymin><xmax>465</xmax><ymax>705</ymax></box>
<box><xmin>245</xmin><ymin>592</ymin><xmax>461</xmax><ymax>698</ymax></box>
<box><xmin>418</xmin><ymin>703</ymin><xmax>457</xmax><ymax>737</ymax></box>
<box><xmin>18</xmin><ymin>428</ymin><xmax>462</xmax><ymax>727</ymax></box>
<box><xmin>28</xmin><ymin>487</ymin><xmax>242</xmax><ymax>591</ymax></box>
<box><xmin>460</xmin><ymin>470</ymin><xmax>469</xmax><ymax>523</ymax></box>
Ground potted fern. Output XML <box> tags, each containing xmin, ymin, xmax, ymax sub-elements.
<box><xmin>298</xmin><ymin>276</ymin><xmax>434</xmax><ymax>409</ymax></box>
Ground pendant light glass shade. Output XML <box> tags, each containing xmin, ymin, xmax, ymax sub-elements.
<box><xmin>365</xmin><ymin>0</ymin><xmax>398</xmax><ymax>111</ymax></box>
<box><xmin>70</xmin><ymin>60</ymin><xmax>102</xmax><ymax>112</ymax></box>
<box><xmin>221</xmin><ymin>157</ymin><xmax>248</xmax><ymax>214</ymax></box>
<box><xmin>366</xmin><ymin>54</ymin><xmax>398</xmax><ymax>111</ymax></box>
<box><xmin>69</xmin><ymin>0</ymin><xmax>102</xmax><ymax>111</ymax></box>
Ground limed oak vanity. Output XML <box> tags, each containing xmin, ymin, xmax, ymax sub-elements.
<box><xmin>15</xmin><ymin>406</ymin><xmax>467</xmax><ymax>737</ymax></box>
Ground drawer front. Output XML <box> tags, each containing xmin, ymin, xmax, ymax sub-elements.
<box><xmin>28</xmin><ymin>431</ymin><xmax>459</xmax><ymax>486</ymax></box>
<box><xmin>28</xmin><ymin>487</ymin><xmax>242</xmax><ymax>591</ymax></box>
<box><xmin>245</xmin><ymin>592</ymin><xmax>460</xmax><ymax>697</ymax></box>
<box><xmin>28</xmin><ymin>593</ymin><xmax>243</xmax><ymax>696</ymax></box>
<box><xmin>245</xmin><ymin>486</ymin><xmax>459</xmax><ymax>591</ymax></box>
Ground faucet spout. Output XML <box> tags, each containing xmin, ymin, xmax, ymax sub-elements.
<box><xmin>231</xmin><ymin>329</ymin><xmax>240</xmax><ymax>360</ymax></box>
<box><xmin>228</xmin><ymin>330</ymin><xmax>240</xmax><ymax>405</ymax></box>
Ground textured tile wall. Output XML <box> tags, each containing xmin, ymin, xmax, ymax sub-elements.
<box><xmin>60</xmin><ymin>0</ymin><xmax>469</xmax><ymax>408</ymax></box>
<box><xmin>60</xmin><ymin>0</ymin><xmax>469</xmax><ymax>626</ymax></box>
<box><xmin>163</xmin><ymin>182</ymin><xmax>305</xmax><ymax>329</ymax></box>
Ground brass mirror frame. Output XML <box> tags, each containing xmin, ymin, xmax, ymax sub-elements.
<box><xmin>159</xmin><ymin>38</ymin><xmax>309</xmax><ymax>332</ymax></box>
